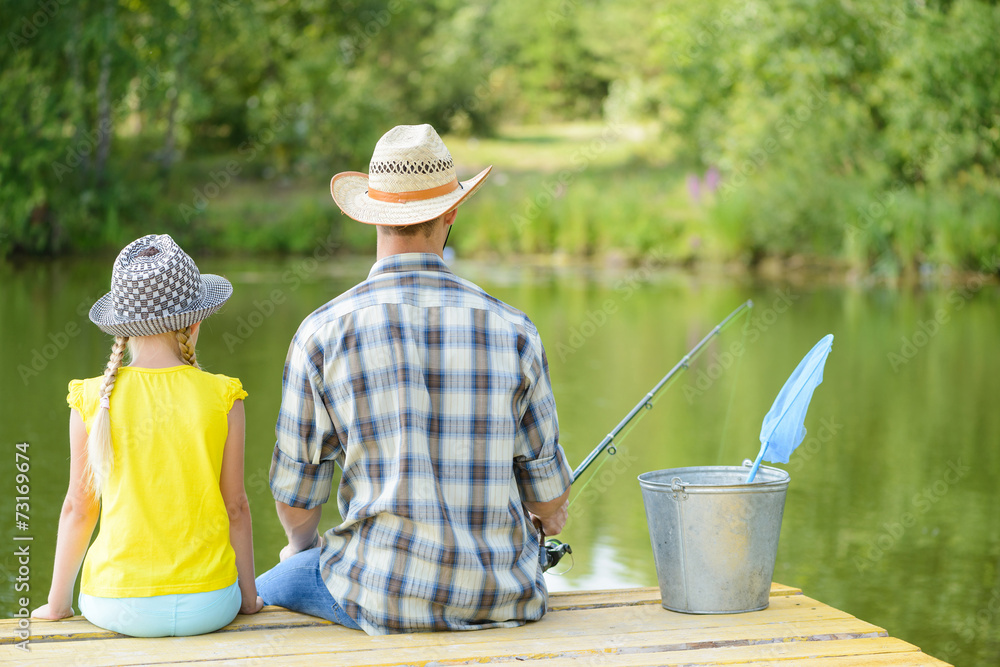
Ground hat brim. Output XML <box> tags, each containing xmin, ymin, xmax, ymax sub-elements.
<box><xmin>331</xmin><ymin>166</ymin><xmax>492</xmax><ymax>226</ymax></box>
<box><xmin>89</xmin><ymin>274</ymin><xmax>233</xmax><ymax>337</ymax></box>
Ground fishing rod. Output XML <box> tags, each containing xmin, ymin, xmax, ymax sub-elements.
<box><xmin>541</xmin><ymin>299</ymin><xmax>754</xmax><ymax>571</ymax></box>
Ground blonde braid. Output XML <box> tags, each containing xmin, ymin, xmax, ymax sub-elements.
<box><xmin>86</xmin><ymin>336</ymin><xmax>128</xmax><ymax>497</ymax></box>
<box><xmin>177</xmin><ymin>326</ymin><xmax>200</xmax><ymax>369</ymax></box>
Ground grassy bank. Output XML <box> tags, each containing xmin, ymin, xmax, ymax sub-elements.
<box><xmin>9</xmin><ymin>123</ymin><xmax>999</xmax><ymax>281</ymax></box>
<box><xmin>168</xmin><ymin>124</ymin><xmax>1000</xmax><ymax>279</ymax></box>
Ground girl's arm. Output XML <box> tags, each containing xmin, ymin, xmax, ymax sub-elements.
<box><xmin>32</xmin><ymin>409</ymin><xmax>100</xmax><ymax>620</ymax></box>
<box><xmin>220</xmin><ymin>399</ymin><xmax>263</xmax><ymax>614</ymax></box>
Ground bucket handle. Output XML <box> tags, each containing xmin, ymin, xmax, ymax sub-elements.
<box><xmin>670</xmin><ymin>476</ymin><xmax>688</xmax><ymax>500</ymax></box>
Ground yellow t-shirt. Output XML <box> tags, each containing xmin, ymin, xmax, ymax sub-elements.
<box><xmin>68</xmin><ymin>365</ymin><xmax>247</xmax><ymax>597</ymax></box>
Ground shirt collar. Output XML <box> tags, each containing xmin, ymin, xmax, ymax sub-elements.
<box><xmin>368</xmin><ymin>253</ymin><xmax>453</xmax><ymax>280</ymax></box>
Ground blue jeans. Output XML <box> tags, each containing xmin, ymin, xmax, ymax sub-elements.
<box><xmin>79</xmin><ymin>581</ymin><xmax>241</xmax><ymax>637</ymax></box>
<box><xmin>255</xmin><ymin>547</ymin><xmax>361</xmax><ymax>630</ymax></box>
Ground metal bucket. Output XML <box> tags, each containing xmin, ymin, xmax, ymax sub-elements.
<box><xmin>638</xmin><ymin>463</ymin><xmax>789</xmax><ymax>614</ymax></box>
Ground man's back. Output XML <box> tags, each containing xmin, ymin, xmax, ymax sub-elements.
<box><xmin>271</xmin><ymin>253</ymin><xmax>572</xmax><ymax>634</ymax></box>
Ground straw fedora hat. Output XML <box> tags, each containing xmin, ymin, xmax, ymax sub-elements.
<box><xmin>330</xmin><ymin>124</ymin><xmax>492</xmax><ymax>226</ymax></box>
<box><xmin>89</xmin><ymin>234</ymin><xmax>233</xmax><ymax>337</ymax></box>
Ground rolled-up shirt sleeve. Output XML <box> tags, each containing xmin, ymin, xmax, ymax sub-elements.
<box><xmin>514</xmin><ymin>339</ymin><xmax>573</xmax><ymax>504</ymax></box>
<box><xmin>270</xmin><ymin>333</ymin><xmax>339</xmax><ymax>509</ymax></box>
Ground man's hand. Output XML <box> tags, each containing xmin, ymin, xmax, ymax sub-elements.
<box><xmin>529</xmin><ymin>497</ymin><xmax>569</xmax><ymax>536</ymax></box>
<box><xmin>279</xmin><ymin>530</ymin><xmax>321</xmax><ymax>562</ymax></box>
<box><xmin>524</xmin><ymin>489</ymin><xmax>571</xmax><ymax>537</ymax></box>
<box><xmin>279</xmin><ymin>542</ymin><xmax>299</xmax><ymax>562</ymax></box>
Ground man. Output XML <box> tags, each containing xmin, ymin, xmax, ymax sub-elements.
<box><xmin>256</xmin><ymin>124</ymin><xmax>573</xmax><ymax>635</ymax></box>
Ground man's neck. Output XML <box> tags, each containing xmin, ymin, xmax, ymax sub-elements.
<box><xmin>375</xmin><ymin>215</ymin><xmax>452</xmax><ymax>261</ymax></box>
<box><xmin>375</xmin><ymin>237</ymin><xmax>443</xmax><ymax>262</ymax></box>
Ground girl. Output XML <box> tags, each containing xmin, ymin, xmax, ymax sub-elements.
<box><xmin>32</xmin><ymin>234</ymin><xmax>263</xmax><ymax>636</ymax></box>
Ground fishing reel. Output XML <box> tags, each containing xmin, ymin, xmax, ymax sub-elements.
<box><xmin>542</xmin><ymin>539</ymin><xmax>573</xmax><ymax>571</ymax></box>
<box><xmin>536</xmin><ymin>301</ymin><xmax>754</xmax><ymax>575</ymax></box>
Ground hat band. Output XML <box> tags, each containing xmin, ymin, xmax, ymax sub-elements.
<box><xmin>368</xmin><ymin>178</ymin><xmax>459</xmax><ymax>203</ymax></box>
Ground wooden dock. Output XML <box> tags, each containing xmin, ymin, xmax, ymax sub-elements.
<box><xmin>2</xmin><ymin>584</ymin><xmax>950</xmax><ymax>666</ymax></box>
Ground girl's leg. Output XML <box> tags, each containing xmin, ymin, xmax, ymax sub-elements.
<box><xmin>255</xmin><ymin>547</ymin><xmax>360</xmax><ymax>629</ymax></box>
<box><xmin>79</xmin><ymin>582</ymin><xmax>241</xmax><ymax>637</ymax></box>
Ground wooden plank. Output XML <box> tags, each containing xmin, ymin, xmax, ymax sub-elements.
<box><xmin>0</xmin><ymin>584</ymin><xmax>803</xmax><ymax>643</ymax></box>
<box><xmin>547</xmin><ymin>583</ymin><xmax>802</xmax><ymax>611</ymax></box>
<box><xmin>768</xmin><ymin>583</ymin><xmax>803</xmax><ymax>596</ymax></box>
<box><xmin>0</xmin><ymin>584</ymin><xmax>950</xmax><ymax>667</ymax></box>
<box><xmin>137</xmin><ymin>638</ymin><xmax>953</xmax><ymax>667</ymax></box>
<box><xmin>0</xmin><ymin>585</ymin><xmax>808</xmax><ymax>645</ymax></box>
<box><xmin>2</xmin><ymin>606</ymin><xmax>330</xmax><ymax>643</ymax></box>
<box><xmin>15</xmin><ymin>597</ymin><xmax>632</xmax><ymax>642</ymax></box>
<box><xmin>181</xmin><ymin>653</ymin><xmax>951</xmax><ymax>667</ymax></box>
<box><xmin>150</xmin><ymin>654</ymin><xmax>949</xmax><ymax>667</ymax></box>
<box><xmin>6</xmin><ymin>619</ymin><xmax>888</xmax><ymax>667</ymax></box>
<box><xmin>548</xmin><ymin>583</ymin><xmax>802</xmax><ymax>601</ymax></box>
<box><xmin>7</xmin><ymin>592</ymin><xmax>851</xmax><ymax>647</ymax></box>
<box><xmin>5</xmin><ymin>600</ymin><xmax>886</xmax><ymax>667</ymax></box>
<box><xmin>454</xmin><ymin>638</ymin><xmax>945</xmax><ymax>667</ymax></box>
<box><xmin>547</xmin><ymin>586</ymin><xmax>662</xmax><ymax>610</ymax></box>
<box><xmin>788</xmin><ymin>655</ymin><xmax>951</xmax><ymax>666</ymax></box>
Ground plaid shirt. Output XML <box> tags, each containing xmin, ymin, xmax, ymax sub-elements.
<box><xmin>270</xmin><ymin>253</ymin><xmax>572</xmax><ymax>635</ymax></box>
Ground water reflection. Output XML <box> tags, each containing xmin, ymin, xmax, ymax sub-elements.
<box><xmin>1</xmin><ymin>255</ymin><xmax>997</xmax><ymax>664</ymax></box>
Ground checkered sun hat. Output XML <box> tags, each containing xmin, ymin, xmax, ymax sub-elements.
<box><xmin>89</xmin><ymin>234</ymin><xmax>233</xmax><ymax>337</ymax></box>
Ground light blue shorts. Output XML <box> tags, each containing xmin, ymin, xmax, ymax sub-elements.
<box><xmin>79</xmin><ymin>581</ymin><xmax>241</xmax><ymax>637</ymax></box>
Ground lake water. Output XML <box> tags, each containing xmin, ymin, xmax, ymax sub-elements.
<box><xmin>1</xmin><ymin>254</ymin><xmax>997</xmax><ymax>664</ymax></box>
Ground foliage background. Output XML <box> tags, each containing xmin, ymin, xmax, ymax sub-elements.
<box><xmin>2</xmin><ymin>0</ymin><xmax>998</xmax><ymax>275</ymax></box>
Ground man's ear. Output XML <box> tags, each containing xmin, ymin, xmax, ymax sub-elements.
<box><xmin>443</xmin><ymin>210</ymin><xmax>458</xmax><ymax>227</ymax></box>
